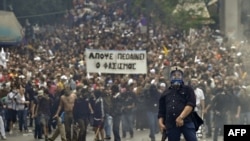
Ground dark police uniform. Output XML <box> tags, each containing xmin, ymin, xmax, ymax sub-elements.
<box><xmin>158</xmin><ymin>84</ymin><xmax>197</xmax><ymax>141</ymax></box>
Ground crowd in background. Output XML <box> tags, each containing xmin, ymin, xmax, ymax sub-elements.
<box><xmin>0</xmin><ymin>0</ymin><xmax>250</xmax><ymax>141</ymax></box>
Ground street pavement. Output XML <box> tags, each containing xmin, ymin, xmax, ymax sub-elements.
<box><xmin>5</xmin><ymin>128</ymin><xmax>223</xmax><ymax>141</ymax></box>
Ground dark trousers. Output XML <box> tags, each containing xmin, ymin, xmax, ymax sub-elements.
<box><xmin>73</xmin><ymin>118</ymin><xmax>89</xmax><ymax>141</ymax></box>
<box><xmin>135</xmin><ymin>108</ymin><xmax>148</xmax><ymax>130</ymax></box>
<box><xmin>112</xmin><ymin>115</ymin><xmax>121</xmax><ymax>141</ymax></box>
<box><xmin>17</xmin><ymin>109</ymin><xmax>28</xmax><ymax>131</ymax></box>
<box><xmin>48</xmin><ymin>116</ymin><xmax>57</xmax><ymax>134</ymax></box>
<box><xmin>213</xmin><ymin>113</ymin><xmax>226</xmax><ymax>141</ymax></box>
<box><xmin>64</xmin><ymin>112</ymin><xmax>73</xmax><ymax>141</ymax></box>
<box><xmin>6</xmin><ymin>109</ymin><xmax>17</xmax><ymax>132</ymax></box>
<box><xmin>34</xmin><ymin>116</ymin><xmax>42</xmax><ymax>138</ymax></box>
<box><xmin>204</xmin><ymin>112</ymin><xmax>212</xmax><ymax>136</ymax></box>
<box><xmin>29</xmin><ymin>110</ymin><xmax>33</xmax><ymax>127</ymax></box>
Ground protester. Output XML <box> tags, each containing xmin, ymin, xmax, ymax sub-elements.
<box><xmin>0</xmin><ymin>97</ymin><xmax>6</xmax><ymax>140</ymax></box>
<box><xmin>145</xmin><ymin>84</ymin><xmax>161</xmax><ymax>141</ymax></box>
<box><xmin>32</xmin><ymin>88</ymin><xmax>43</xmax><ymax>139</ymax></box>
<box><xmin>211</xmin><ymin>79</ymin><xmax>229</xmax><ymax>141</ymax></box>
<box><xmin>73</xmin><ymin>85</ymin><xmax>93</xmax><ymax>141</ymax></box>
<box><xmin>53</xmin><ymin>87</ymin><xmax>77</xmax><ymax>141</ymax></box>
<box><xmin>15</xmin><ymin>84</ymin><xmax>29</xmax><ymax>132</ymax></box>
<box><xmin>92</xmin><ymin>90</ymin><xmax>105</xmax><ymax>141</ymax></box>
<box><xmin>158</xmin><ymin>66</ymin><xmax>198</xmax><ymax>141</ymax></box>
<box><xmin>5</xmin><ymin>84</ymin><xmax>18</xmax><ymax>134</ymax></box>
<box><xmin>102</xmin><ymin>85</ymin><xmax>113</xmax><ymax>140</ymax></box>
<box><xmin>48</xmin><ymin>112</ymin><xmax>66</xmax><ymax>141</ymax></box>
<box><xmin>110</xmin><ymin>85</ymin><xmax>123</xmax><ymax>141</ymax></box>
<box><xmin>121</xmin><ymin>85</ymin><xmax>135</xmax><ymax>139</ymax></box>
<box><xmin>34</xmin><ymin>88</ymin><xmax>52</xmax><ymax>141</ymax></box>
<box><xmin>0</xmin><ymin>0</ymin><xmax>249</xmax><ymax>140</ymax></box>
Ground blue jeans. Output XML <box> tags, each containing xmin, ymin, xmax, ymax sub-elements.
<box><xmin>146</xmin><ymin>111</ymin><xmax>159</xmax><ymax>140</ymax></box>
<box><xmin>104</xmin><ymin>114</ymin><xmax>112</xmax><ymax>137</ymax></box>
<box><xmin>1</xmin><ymin>109</ymin><xmax>6</xmax><ymax>130</ymax></box>
<box><xmin>121</xmin><ymin>113</ymin><xmax>134</xmax><ymax>137</ymax></box>
<box><xmin>167</xmin><ymin>122</ymin><xmax>197</xmax><ymax>141</ymax></box>
<box><xmin>17</xmin><ymin>109</ymin><xmax>28</xmax><ymax>131</ymax></box>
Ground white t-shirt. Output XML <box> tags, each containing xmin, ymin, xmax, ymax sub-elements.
<box><xmin>194</xmin><ymin>87</ymin><xmax>205</xmax><ymax>112</ymax></box>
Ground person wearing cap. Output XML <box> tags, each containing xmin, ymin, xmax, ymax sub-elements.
<box><xmin>34</xmin><ymin>89</ymin><xmax>52</xmax><ymax>141</ymax></box>
<box><xmin>32</xmin><ymin>89</ymin><xmax>43</xmax><ymax>139</ymax></box>
<box><xmin>158</xmin><ymin>66</ymin><xmax>198</xmax><ymax>141</ymax></box>
<box><xmin>159</xmin><ymin>83</ymin><xmax>166</xmax><ymax>93</ymax></box>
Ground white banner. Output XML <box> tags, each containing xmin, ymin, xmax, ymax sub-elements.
<box><xmin>85</xmin><ymin>49</ymin><xmax>147</xmax><ymax>74</ymax></box>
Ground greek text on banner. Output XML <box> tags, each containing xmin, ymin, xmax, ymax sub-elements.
<box><xmin>85</xmin><ymin>49</ymin><xmax>147</xmax><ymax>74</ymax></box>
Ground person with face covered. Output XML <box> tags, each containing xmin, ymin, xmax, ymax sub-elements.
<box><xmin>158</xmin><ymin>66</ymin><xmax>198</xmax><ymax>141</ymax></box>
<box><xmin>211</xmin><ymin>79</ymin><xmax>230</xmax><ymax>141</ymax></box>
<box><xmin>110</xmin><ymin>84</ymin><xmax>123</xmax><ymax>141</ymax></box>
<box><xmin>92</xmin><ymin>89</ymin><xmax>105</xmax><ymax>141</ymax></box>
<box><xmin>72</xmin><ymin>85</ymin><xmax>93</xmax><ymax>141</ymax></box>
<box><xmin>145</xmin><ymin>84</ymin><xmax>161</xmax><ymax>141</ymax></box>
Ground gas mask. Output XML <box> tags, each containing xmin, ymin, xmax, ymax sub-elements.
<box><xmin>170</xmin><ymin>69</ymin><xmax>184</xmax><ymax>89</ymax></box>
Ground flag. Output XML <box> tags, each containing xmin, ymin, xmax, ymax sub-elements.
<box><xmin>0</xmin><ymin>48</ymin><xmax>7</xmax><ymax>68</ymax></box>
<box><xmin>162</xmin><ymin>45</ymin><xmax>169</xmax><ymax>56</ymax></box>
<box><xmin>242</xmin><ymin>72</ymin><xmax>247</xmax><ymax>79</ymax></box>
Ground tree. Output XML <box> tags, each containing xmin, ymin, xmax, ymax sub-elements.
<box><xmin>11</xmin><ymin>0</ymin><xmax>71</xmax><ymax>25</ymax></box>
<box><xmin>130</xmin><ymin>0</ymin><xmax>213</xmax><ymax>30</ymax></box>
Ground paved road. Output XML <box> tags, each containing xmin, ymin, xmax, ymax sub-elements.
<box><xmin>5</xmin><ymin>128</ymin><xmax>223</xmax><ymax>141</ymax></box>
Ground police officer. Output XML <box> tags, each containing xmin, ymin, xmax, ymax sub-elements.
<box><xmin>158</xmin><ymin>66</ymin><xmax>198</xmax><ymax>141</ymax></box>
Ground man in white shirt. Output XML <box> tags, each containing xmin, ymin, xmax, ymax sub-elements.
<box><xmin>190</xmin><ymin>78</ymin><xmax>205</xmax><ymax>116</ymax></box>
<box><xmin>190</xmin><ymin>78</ymin><xmax>205</xmax><ymax>138</ymax></box>
<box><xmin>5</xmin><ymin>86</ymin><xmax>17</xmax><ymax>135</ymax></box>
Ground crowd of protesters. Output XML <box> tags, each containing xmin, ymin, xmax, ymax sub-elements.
<box><xmin>0</xmin><ymin>0</ymin><xmax>250</xmax><ymax>141</ymax></box>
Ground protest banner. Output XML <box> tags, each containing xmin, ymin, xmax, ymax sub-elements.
<box><xmin>85</xmin><ymin>49</ymin><xmax>147</xmax><ymax>74</ymax></box>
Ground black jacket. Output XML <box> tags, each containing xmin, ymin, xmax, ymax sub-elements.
<box><xmin>145</xmin><ymin>84</ymin><xmax>161</xmax><ymax>113</ymax></box>
<box><xmin>73</xmin><ymin>97</ymin><xmax>91</xmax><ymax>120</ymax></box>
<box><xmin>110</xmin><ymin>92</ymin><xmax>123</xmax><ymax>117</ymax></box>
<box><xmin>158</xmin><ymin>85</ymin><xmax>196</xmax><ymax>129</ymax></box>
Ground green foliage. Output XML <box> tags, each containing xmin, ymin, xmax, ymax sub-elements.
<box><xmin>7</xmin><ymin>0</ymin><xmax>213</xmax><ymax>29</ymax></box>
<box><xmin>11</xmin><ymin>0</ymin><xmax>71</xmax><ymax>25</ymax></box>
<box><xmin>130</xmin><ymin>0</ymin><xmax>212</xmax><ymax>30</ymax></box>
